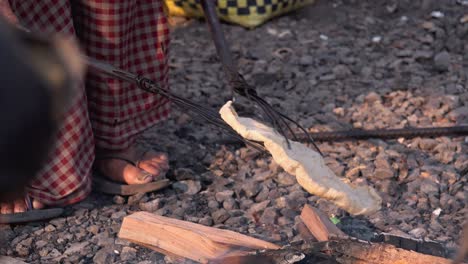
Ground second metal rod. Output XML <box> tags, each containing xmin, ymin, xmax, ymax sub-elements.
<box><xmin>200</xmin><ymin>0</ymin><xmax>237</xmax><ymax>76</ymax></box>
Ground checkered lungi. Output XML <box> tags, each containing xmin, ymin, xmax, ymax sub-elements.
<box><xmin>9</xmin><ymin>0</ymin><xmax>171</xmax><ymax>205</ymax></box>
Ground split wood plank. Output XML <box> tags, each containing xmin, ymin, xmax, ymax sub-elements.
<box><xmin>296</xmin><ymin>220</ymin><xmax>317</xmax><ymax>242</ymax></box>
<box><xmin>118</xmin><ymin>212</ymin><xmax>280</xmax><ymax>263</ymax></box>
<box><xmin>300</xmin><ymin>204</ymin><xmax>346</xmax><ymax>241</ymax></box>
<box><xmin>330</xmin><ymin>239</ymin><xmax>452</xmax><ymax>264</ymax></box>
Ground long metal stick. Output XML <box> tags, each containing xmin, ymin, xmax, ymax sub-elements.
<box><xmin>84</xmin><ymin>55</ymin><xmax>267</xmax><ymax>153</ymax></box>
<box><xmin>199</xmin><ymin>0</ymin><xmax>323</xmax><ymax>155</ymax></box>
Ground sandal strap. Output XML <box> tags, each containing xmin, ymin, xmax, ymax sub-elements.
<box><xmin>94</xmin><ymin>155</ymin><xmax>137</xmax><ymax>167</ymax></box>
<box><xmin>95</xmin><ymin>145</ymin><xmax>152</xmax><ymax>168</ymax></box>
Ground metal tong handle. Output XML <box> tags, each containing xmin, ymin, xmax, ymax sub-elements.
<box><xmin>200</xmin><ymin>0</ymin><xmax>238</xmax><ymax>80</ymax></box>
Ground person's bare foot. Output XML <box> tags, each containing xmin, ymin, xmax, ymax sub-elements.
<box><xmin>0</xmin><ymin>198</ymin><xmax>44</xmax><ymax>214</ymax></box>
<box><xmin>95</xmin><ymin>145</ymin><xmax>169</xmax><ymax>185</ymax></box>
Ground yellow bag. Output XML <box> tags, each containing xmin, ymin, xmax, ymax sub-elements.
<box><xmin>164</xmin><ymin>0</ymin><xmax>315</xmax><ymax>28</ymax></box>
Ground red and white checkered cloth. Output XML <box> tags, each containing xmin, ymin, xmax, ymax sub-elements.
<box><xmin>9</xmin><ymin>0</ymin><xmax>171</xmax><ymax>206</ymax></box>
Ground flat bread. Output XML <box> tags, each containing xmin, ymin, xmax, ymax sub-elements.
<box><xmin>220</xmin><ymin>101</ymin><xmax>381</xmax><ymax>215</ymax></box>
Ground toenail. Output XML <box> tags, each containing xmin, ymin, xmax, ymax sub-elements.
<box><xmin>137</xmin><ymin>171</ymin><xmax>153</xmax><ymax>182</ymax></box>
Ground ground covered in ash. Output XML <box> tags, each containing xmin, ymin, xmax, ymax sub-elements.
<box><xmin>1</xmin><ymin>0</ymin><xmax>467</xmax><ymax>263</ymax></box>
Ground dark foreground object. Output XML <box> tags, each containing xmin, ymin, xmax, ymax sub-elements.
<box><xmin>0</xmin><ymin>19</ymin><xmax>77</xmax><ymax>202</ymax></box>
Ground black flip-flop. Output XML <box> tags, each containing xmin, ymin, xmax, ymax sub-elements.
<box><xmin>0</xmin><ymin>195</ymin><xmax>63</xmax><ymax>224</ymax></box>
<box><xmin>92</xmin><ymin>176</ymin><xmax>171</xmax><ymax>196</ymax></box>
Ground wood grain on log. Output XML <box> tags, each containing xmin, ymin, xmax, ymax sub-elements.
<box><xmin>118</xmin><ymin>212</ymin><xmax>280</xmax><ymax>263</ymax></box>
<box><xmin>300</xmin><ymin>204</ymin><xmax>346</xmax><ymax>241</ymax></box>
<box><xmin>330</xmin><ymin>239</ymin><xmax>452</xmax><ymax>264</ymax></box>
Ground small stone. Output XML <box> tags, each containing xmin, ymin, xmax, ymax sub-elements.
<box><xmin>260</xmin><ymin>207</ymin><xmax>279</xmax><ymax>225</ymax></box>
<box><xmin>275</xmin><ymin>172</ymin><xmax>296</xmax><ymax>186</ymax></box>
<box><xmin>199</xmin><ymin>216</ymin><xmax>214</xmax><ymax>226</ymax></box>
<box><xmin>128</xmin><ymin>192</ymin><xmax>146</xmax><ymax>205</ymax></box>
<box><xmin>35</xmin><ymin>240</ymin><xmax>48</xmax><ymax>249</ymax></box>
<box><xmin>409</xmin><ymin>227</ymin><xmax>427</xmax><ymax>238</ymax></box>
<box><xmin>248</xmin><ymin>200</ymin><xmax>270</xmax><ymax>215</ymax></box>
<box><xmin>139</xmin><ymin>198</ymin><xmax>162</xmax><ymax>212</ymax></box>
<box><xmin>0</xmin><ymin>256</ymin><xmax>28</xmax><ymax>264</ymax></box>
<box><xmin>93</xmin><ymin>248</ymin><xmax>114</xmax><ymax>264</ymax></box>
<box><xmin>418</xmin><ymin>138</ymin><xmax>438</xmax><ymax>150</ymax></box>
<box><xmin>172</xmin><ymin>180</ymin><xmax>202</xmax><ymax>195</ymax></box>
<box><xmin>255</xmin><ymin>187</ymin><xmax>270</xmax><ymax>202</ymax></box>
<box><xmin>38</xmin><ymin>248</ymin><xmax>50</xmax><ymax>257</ymax></box>
<box><xmin>48</xmin><ymin>248</ymin><xmax>62</xmax><ymax>258</ymax></box>
<box><xmin>64</xmin><ymin>242</ymin><xmax>89</xmax><ymax>255</ymax></box>
<box><xmin>212</xmin><ymin>209</ymin><xmax>230</xmax><ymax>224</ymax></box>
<box><xmin>364</xmin><ymin>92</ymin><xmax>381</xmax><ymax>103</ymax></box>
<box><xmin>120</xmin><ymin>247</ymin><xmax>137</xmax><ymax>261</ymax></box>
<box><xmin>278</xmin><ymin>216</ymin><xmax>293</xmax><ymax>226</ymax></box>
<box><xmin>44</xmin><ymin>224</ymin><xmax>56</xmax><ymax>232</ymax></box>
<box><xmin>319</xmin><ymin>73</ymin><xmax>335</xmax><ymax>81</ymax></box>
<box><xmin>20</xmin><ymin>237</ymin><xmax>33</xmax><ymax>247</ymax></box>
<box><xmin>299</xmin><ymin>55</ymin><xmax>314</xmax><ymax>66</ymax></box>
<box><xmin>223</xmin><ymin>199</ymin><xmax>238</xmax><ymax>210</ymax></box>
<box><xmin>420</xmin><ymin>179</ymin><xmax>439</xmax><ymax>194</ymax></box>
<box><xmin>173</xmin><ymin>168</ymin><xmax>195</xmax><ymax>180</ymax></box>
<box><xmin>280</xmin><ymin>208</ymin><xmax>298</xmax><ymax>219</ymax></box>
<box><xmin>372</xmin><ymin>36</ymin><xmax>382</xmax><ymax>43</ymax></box>
<box><xmin>448</xmin><ymin>106</ymin><xmax>468</xmax><ymax>121</ymax></box>
<box><xmin>275</xmin><ymin>197</ymin><xmax>289</xmax><ymax>208</ymax></box>
<box><xmin>215</xmin><ymin>190</ymin><xmax>234</xmax><ymax>202</ymax></box>
<box><xmin>93</xmin><ymin>233</ymin><xmax>115</xmax><ymax>247</ymax></box>
<box><xmin>332</xmin><ymin>64</ymin><xmax>351</xmax><ymax>79</ymax></box>
<box><xmin>374</xmin><ymin>168</ymin><xmax>395</xmax><ymax>179</ymax></box>
<box><xmin>49</xmin><ymin>218</ymin><xmax>66</xmax><ymax>229</ymax></box>
<box><xmin>433</xmin><ymin>51</ymin><xmax>450</xmax><ymax>71</ymax></box>
<box><xmin>15</xmin><ymin>244</ymin><xmax>29</xmax><ymax>257</ymax></box>
<box><xmin>115</xmin><ymin>238</ymin><xmax>131</xmax><ymax>246</ymax></box>
<box><xmin>113</xmin><ymin>195</ymin><xmax>125</xmax><ymax>205</ymax></box>
<box><xmin>208</xmin><ymin>200</ymin><xmax>220</xmax><ymax>210</ymax></box>
<box><xmin>110</xmin><ymin>211</ymin><xmax>127</xmax><ymax>220</ymax></box>
<box><xmin>254</xmin><ymin>170</ymin><xmax>273</xmax><ymax>181</ymax></box>
<box><xmin>87</xmin><ymin>225</ymin><xmax>100</xmax><ymax>235</ymax></box>
<box><xmin>430</xmin><ymin>11</ymin><xmax>444</xmax><ymax>18</ymax></box>
<box><xmin>241</xmin><ymin>180</ymin><xmax>261</xmax><ymax>198</ymax></box>
<box><xmin>225</xmin><ymin>216</ymin><xmax>248</xmax><ymax>226</ymax></box>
